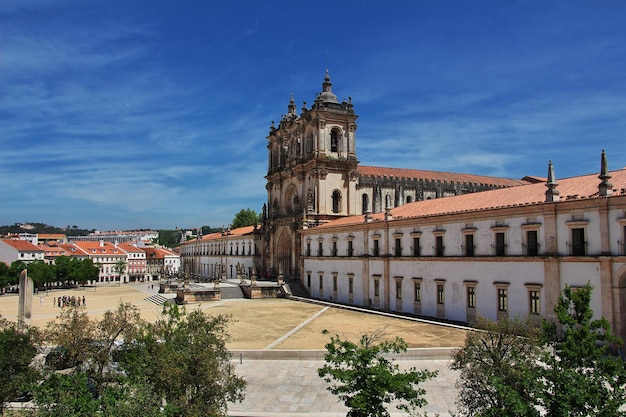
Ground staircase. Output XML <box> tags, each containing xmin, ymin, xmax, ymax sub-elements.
<box><xmin>145</xmin><ymin>293</ymin><xmax>174</xmax><ymax>305</ymax></box>
<box><xmin>220</xmin><ymin>285</ymin><xmax>244</xmax><ymax>299</ymax></box>
<box><xmin>285</xmin><ymin>278</ymin><xmax>309</xmax><ymax>298</ymax></box>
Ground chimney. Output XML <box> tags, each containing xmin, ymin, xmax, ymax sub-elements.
<box><xmin>385</xmin><ymin>208</ymin><xmax>393</xmax><ymax>221</ymax></box>
<box><xmin>364</xmin><ymin>211</ymin><xmax>373</xmax><ymax>223</ymax></box>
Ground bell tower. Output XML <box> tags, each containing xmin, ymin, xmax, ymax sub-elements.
<box><xmin>263</xmin><ymin>71</ymin><xmax>359</xmax><ymax>278</ymax></box>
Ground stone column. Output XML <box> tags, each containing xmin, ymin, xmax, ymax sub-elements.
<box><xmin>18</xmin><ymin>269</ymin><xmax>33</xmax><ymax>328</ymax></box>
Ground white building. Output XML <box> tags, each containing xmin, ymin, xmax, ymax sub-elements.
<box><xmin>0</xmin><ymin>239</ymin><xmax>45</xmax><ymax>264</ymax></box>
<box><xmin>301</xmin><ymin>156</ymin><xmax>626</xmax><ymax>340</ymax></box>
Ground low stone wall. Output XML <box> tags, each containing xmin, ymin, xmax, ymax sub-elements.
<box><xmin>230</xmin><ymin>347</ymin><xmax>457</xmax><ymax>361</ymax></box>
<box><xmin>240</xmin><ymin>284</ymin><xmax>282</xmax><ymax>299</ymax></box>
<box><xmin>159</xmin><ymin>283</ymin><xmax>178</xmax><ymax>294</ymax></box>
<box><xmin>176</xmin><ymin>289</ymin><xmax>221</xmax><ymax>303</ymax></box>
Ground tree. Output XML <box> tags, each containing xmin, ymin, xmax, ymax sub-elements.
<box><xmin>450</xmin><ymin>316</ymin><xmax>543</xmax><ymax>417</ymax></box>
<box><xmin>539</xmin><ymin>283</ymin><xmax>626</xmax><ymax>417</ymax></box>
<box><xmin>318</xmin><ymin>329</ymin><xmax>437</xmax><ymax>417</ymax></box>
<box><xmin>0</xmin><ymin>262</ymin><xmax>10</xmax><ymax>293</ymax></box>
<box><xmin>8</xmin><ymin>260</ymin><xmax>27</xmax><ymax>286</ymax></box>
<box><xmin>118</xmin><ymin>304</ymin><xmax>246</xmax><ymax>417</ymax></box>
<box><xmin>112</xmin><ymin>259</ymin><xmax>127</xmax><ymax>283</ymax></box>
<box><xmin>0</xmin><ymin>316</ymin><xmax>40</xmax><ymax>415</ymax></box>
<box><xmin>230</xmin><ymin>208</ymin><xmax>260</xmax><ymax>229</ymax></box>
<box><xmin>54</xmin><ymin>255</ymin><xmax>73</xmax><ymax>284</ymax></box>
<box><xmin>27</xmin><ymin>260</ymin><xmax>55</xmax><ymax>289</ymax></box>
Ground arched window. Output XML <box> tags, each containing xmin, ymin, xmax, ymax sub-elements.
<box><xmin>406</xmin><ymin>195</ymin><xmax>413</xmax><ymax>204</ymax></box>
<box><xmin>385</xmin><ymin>194</ymin><xmax>392</xmax><ymax>209</ymax></box>
<box><xmin>330</xmin><ymin>129</ymin><xmax>340</xmax><ymax>152</ymax></box>
<box><xmin>332</xmin><ymin>190</ymin><xmax>341</xmax><ymax>214</ymax></box>
<box><xmin>362</xmin><ymin>193</ymin><xmax>369</xmax><ymax>214</ymax></box>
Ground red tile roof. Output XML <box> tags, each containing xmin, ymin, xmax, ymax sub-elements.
<box><xmin>317</xmin><ymin>169</ymin><xmax>626</xmax><ymax>229</ymax></box>
<box><xmin>196</xmin><ymin>225</ymin><xmax>256</xmax><ymax>242</ymax></box>
<box><xmin>0</xmin><ymin>239</ymin><xmax>43</xmax><ymax>252</ymax></box>
<box><xmin>358</xmin><ymin>166</ymin><xmax>530</xmax><ymax>187</ymax></box>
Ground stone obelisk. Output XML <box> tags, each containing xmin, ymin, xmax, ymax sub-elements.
<box><xmin>18</xmin><ymin>269</ymin><xmax>33</xmax><ymax>328</ymax></box>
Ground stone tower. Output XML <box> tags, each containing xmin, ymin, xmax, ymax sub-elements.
<box><xmin>263</xmin><ymin>71</ymin><xmax>359</xmax><ymax>278</ymax></box>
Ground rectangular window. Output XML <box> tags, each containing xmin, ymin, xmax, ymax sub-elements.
<box><xmin>414</xmin><ymin>282</ymin><xmax>421</xmax><ymax>302</ymax></box>
<box><xmin>498</xmin><ymin>288</ymin><xmax>508</xmax><ymax>311</ymax></box>
<box><xmin>373</xmin><ymin>239</ymin><xmax>380</xmax><ymax>257</ymax></box>
<box><xmin>495</xmin><ymin>232</ymin><xmax>506</xmax><ymax>256</ymax></box>
<box><xmin>396</xmin><ymin>280</ymin><xmax>402</xmax><ymax>299</ymax></box>
<box><xmin>526</xmin><ymin>230</ymin><xmax>538</xmax><ymax>256</ymax></box>
<box><xmin>529</xmin><ymin>290</ymin><xmax>540</xmax><ymax>314</ymax></box>
<box><xmin>318</xmin><ymin>241</ymin><xmax>323</xmax><ymax>257</ymax></box>
<box><xmin>349</xmin><ymin>277</ymin><xmax>353</xmax><ymax>294</ymax></box>
<box><xmin>348</xmin><ymin>240</ymin><xmax>354</xmax><ymax>257</ymax></box>
<box><xmin>467</xmin><ymin>286</ymin><xmax>476</xmax><ymax>308</ymax></box>
<box><xmin>413</xmin><ymin>237</ymin><xmax>421</xmax><ymax>257</ymax></box>
<box><xmin>394</xmin><ymin>238</ymin><xmax>402</xmax><ymax>256</ymax></box>
<box><xmin>437</xmin><ymin>284</ymin><xmax>445</xmax><ymax>304</ymax></box>
<box><xmin>306</xmin><ymin>242</ymin><xmax>311</xmax><ymax>257</ymax></box>
<box><xmin>374</xmin><ymin>279</ymin><xmax>380</xmax><ymax>297</ymax></box>
<box><xmin>572</xmin><ymin>228</ymin><xmax>585</xmax><ymax>256</ymax></box>
<box><xmin>465</xmin><ymin>234</ymin><xmax>474</xmax><ymax>257</ymax></box>
<box><xmin>307</xmin><ymin>274</ymin><xmax>311</xmax><ymax>288</ymax></box>
<box><xmin>332</xmin><ymin>241</ymin><xmax>337</xmax><ymax>257</ymax></box>
<box><xmin>333</xmin><ymin>276</ymin><xmax>337</xmax><ymax>291</ymax></box>
<box><xmin>436</xmin><ymin>236</ymin><xmax>444</xmax><ymax>257</ymax></box>
<box><xmin>319</xmin><ymin>276</ymin><xmax>323</xmax><ymax>290</ymax></box>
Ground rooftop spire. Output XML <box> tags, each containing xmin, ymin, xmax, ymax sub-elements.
<box><xmin>598</xmin><ymin>149</ymin><xmax>613</xmax><ymax>196</ymax></box>
<box><xmin>545</xmin><ymin>160</ymin><xmax>560</xmax><ymax>202</ymax></box>
<box><xmin>288</xmin><ymin>93</ymin><xmax>296</xmax><ymax>115</ymax></box>
<box><xmin>319</xmin><ymin>69</ymin><xmax>339</xmax><ymax>104</ymax></box>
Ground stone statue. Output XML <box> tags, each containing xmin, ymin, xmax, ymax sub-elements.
<box><xmin>18</xmin><ymin>269</ymin><xmax>33</xmax><ymax>328</ymax></box>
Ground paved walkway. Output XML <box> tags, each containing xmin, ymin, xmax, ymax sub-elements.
<box><xmin>228</xmin><ymin>357</ymin><xmax>459</xmax><ymax>416</ymax></box>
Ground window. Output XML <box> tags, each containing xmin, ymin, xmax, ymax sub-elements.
<box><xmin>307</xmin><ymin>273</ymin><xmax>311</xmax><ymax>288</ymax></box>
<box><xmin>414</xmin><ymin>281</ymin><xmax>421</xmax><ymax>302</ymax></box>
<box><xmin>319</xmin><ymin>276</ymin><xmax>323</xmax><ymax>290</ymax></box>
<box><xmin>362</xmin><ymin>193</ymin><xmax>369</xmax><ymax>214</ymax></box>
<box><xmin>435</xmin><ymin>236</ymin><xmax>444</xmax><ymax>257</ymax></box>
<box><xmin>349</xmin><ymin>277</ymin><xmax>353</xmax><ymax>294</ymax></box>
<box><xmin>571</xmin><ymin>228</ymin><xmax>585</xmax><ymax>256</ymax></box>
<box><xmin>332</xmin><ymin>190</ymin><xmax>341</xmax><ymax>214</ymax></box>
<box><xmin>495</xmin><ymin>232</ymin><xmax>506</xmax><ymax>256</ymax></box>
<box><xmin>467</xmin><ymin>286</ymin><xmax>476</xmax><ymax>308</ymax></box>
<box><xmin>526</xmin><ymin>230</ymin><xmax>538</xmax><ymax>256</ymax></box>
<box><xmin>306</xmin><ymin>241</ymin><xmax>311</xmax><ymax>257</ymax></box>
<box><xmin>347</xmin><ymin>240</ymin><xmax>354</xmax><ymax>257</ymax></box>
<box><xmin>394</xmin><ymin>238</ymin><xmax>402</xmax><ymax>256</ymax></box>
<box><xmin>395</xmin><ymin>279</ymin><xmax>402</xmax><ymax>299</ymax></box>
<box><xmin>465</xmin><ymin>234</ymin><xmax>475</xmax><ymax>257</ymax></box>
<box><xmin>330</xmin><ymin>129</ymin><xmax>339</xmax><ymax>152</ymax></box>
<box><xmin>374</xmin><ymin>279</ymin><xmax>380</xmax><ymax>297</ymax></box>
<box><xmin>437</xmin><ymin>283</ymin><xmax>445</xmax><ymax>305</ymax></box>
<box><xmin>373</xmin><ymin>239</ymin><xmax>380</xmax><ymax>257</ymax></box>
<box><xmin>413</xmin><ymin>237</ymin><xmax>421</xmax><ymax>257</ymax></box>
<box><xmin>498</xmin><ymin>288</ymin><xmax>508</xmax><ymax>312</ymax></box>
<box><xmin>332</xmin><ymin>240</ymin><xmax>337</xmax><ymax>257</ymax></box>
<box><xmin>333</xmin><ymin>275</ymin><xmax>337</xmax><ymax>292</ymax></box>
<box><xmin>318</xmin><ymin>240</ymin><xmax>323</xmax><ymax>257</ymax></box>
<box><xmin>529</xmin><ymin>289</ymin><xmax>540</xmax><ymax>314</ymax></box>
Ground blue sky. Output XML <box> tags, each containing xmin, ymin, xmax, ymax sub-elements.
<box><xmin>1</xmin><ymin>1</ymin><xmax>625</xmax><ymax>231</ymax></box>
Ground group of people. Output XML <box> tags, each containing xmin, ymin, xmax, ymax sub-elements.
<box><xmin>53</xmin><ymin>295</ymin><xmax>85</xmax><ymax>308</ymax></box>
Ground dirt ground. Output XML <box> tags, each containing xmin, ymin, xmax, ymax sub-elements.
<box><xmin>0</xmin><ymin>284</ymin><xmax>467</xmax><ymax>349</ymax></box>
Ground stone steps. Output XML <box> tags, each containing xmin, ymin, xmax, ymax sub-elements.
<box><xmin>145</xmin><ymin>293</ymin><xmax>172</xmax><ymax>305</ymax></box>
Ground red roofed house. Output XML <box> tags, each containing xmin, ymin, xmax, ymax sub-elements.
<box><xmin>0</xmin><ymin>238</ymin><xmax>45</xmax><ymax>265</ymax></box>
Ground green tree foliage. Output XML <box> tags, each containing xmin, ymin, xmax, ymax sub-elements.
<box><xmin>0</xmin><ymin>262</ymin><xmax>10</xmax><ymax>292</ymax></box>
<box><xmin>119</xmin><ymin>304</ymin><xmax>246</xmax><ymax>417</ymax></box>
<box><xmin>31</xmin><ymin>302</ymin><xmax>244</xmax><ymax>416</ymax></box>
<box><xmin>0</xmin><ymin>317</ymin><xmax>40</xmax><ymax>414</ymax></box>
<box><xmin>451</xmin><ymin>283</ymin><xmax>626</xmax><ymax>417</ymax></box>
<box><xmin>158</xmin><ymin>230</ymin><xmax>183</xmax><ymax>248</ymax></box>
<box><xmin>27</xmin><ymin>260</ymin><xmax>55</xmax><ymax>288</ymax></box>
<box><xmin>539</xmin><ymin>283</ymin><xmax>626</xmax><ymax>417</ymax></box>
<box><xmin>451</xmin><ymin>316</ymin><xmax>543</xmax><ymax>417</ymax></box>
<box><xmin>318</xmin><ymin>329</ymin><xmax>437</xmax><ymax>417</ymax></box>
<box><xmin>230</xmin><ymin>208</ymin><xmax>260</xmax><ymax>229</ymax></box>
<box><xmin>8</xmin><ymin>260</ymin><xmax>27</xmax><ymax>286</ymax></box>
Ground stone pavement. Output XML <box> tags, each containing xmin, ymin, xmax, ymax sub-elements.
<box><xmin>228</xmin><ymin>357</ymin><xmax>459</xmax><ymax>417</ymax></box>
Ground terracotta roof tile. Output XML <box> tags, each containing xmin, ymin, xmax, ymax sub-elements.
<box><xmin>0</xmin><ymin>239</ymin><xmax>43</xmax><ymax>252</ymax></box>
<box><xmin>358</xmin><ymin>166</ymin><xmax>530</xmax><ymax>187</ymax></box>
<box><xmin>317</xmin><ymin>168</ymin><xmax>626</xmax><ymax>229</ymax></box>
